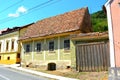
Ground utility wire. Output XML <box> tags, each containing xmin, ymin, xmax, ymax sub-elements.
<box><xmin>0</xmin><ymin>0</ymin><xmax>24</xmax><ymax>13</ymax></box>
<box><xmin>0</xmin><ymin>0</ymin><xmax>60</xmax><ymax>24</ymax></box>
<box><xmin>28</xmin><ymin>0</ymin><xmax>54</xmax><ymax>11</ymax></box>
<box><xmin>0</xmin><ymin>0</ymin><xmax>54</xmax><ymax>23</ymax></box>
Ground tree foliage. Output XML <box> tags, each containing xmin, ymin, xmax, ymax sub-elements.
<box><xmin>91</xmin><ymin>10</ymin><xmax>108</xmax><ymax>32</ymax></box>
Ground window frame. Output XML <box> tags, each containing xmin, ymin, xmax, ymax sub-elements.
<box><xmin>26</xmin><ymin>44</ymin><xmax>30</xmax><ymax>53</ymax></box>
<box><xmin>49</xmin><ymin>41</ymin><xmax>54</xmax><ymax>51</ymax></box>
<box><xmin>11</xmin><ymin>40</ymin><xmax>15</xmax><ymax>50</ymax></box>
<box><xmin>36</xmin><ymin>43</ymin><xmax>41</xmax><ymax>52</ymax></box>
<box><xmin>17</xmin><ymin>54</ymin><xmax>20</xmax><ymax>58</ymax></box>
<box><xmin>0</xmin><ymin>42</ymin><xmax>2</xmax><ymax>52</ymax></box>
<box><xmin>7</xmin><ymin>56</ymin><xmax>10</xmax><ymax>60</ymax></box>
<box><xmin>6</xmin><ymin>41</ymin><xmax>9</xmax><ymax>51</ymax></box>
<box><xmin>0</xmin><ymin>56</ymin><xmax>1</xmax><ymax>60</ymax></box>
<box><xmin>64</xmin><ymin>39</ymin><xmax>70</xmax><ymax>50</ymax></box>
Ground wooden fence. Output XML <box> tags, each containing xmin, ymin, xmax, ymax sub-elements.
<box><xmin>76</xmin><ymin>42</ymin><xmax>110</xmax><ymax>72</ymax></box>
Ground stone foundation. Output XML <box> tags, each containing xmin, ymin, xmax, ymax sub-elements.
<box><xmin>109</xmin><ymin>67</ymin><xmax>120</xmax><ymax>80</ymax></box>
<box><xmin>22</xmin><ymin>60</ymin><xmax>71</xmax><ymax>70</ymax></box>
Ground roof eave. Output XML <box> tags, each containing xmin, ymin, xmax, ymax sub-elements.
<box><xmin>105</xmin><ymin>0</ymin><xmax>113</xmax><ymax>7</ymax></box>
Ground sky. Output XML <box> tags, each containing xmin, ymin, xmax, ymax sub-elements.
<box><xmin>0</xmin><ymin>0</ymin><xmax>107</xmax><ymax>30</ymax></box>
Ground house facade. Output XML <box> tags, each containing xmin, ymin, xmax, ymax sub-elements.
<box><xmin>19</xmin><ymin>7</ymin><xmax>92</xmax><ymax>70</ymax></box>
<box><xmin>105</xmin><ymin>0</ymin><xmax>120</xmax><ymax>79</ymax></box>
<box><xmin>0</xmin><ymin>28</ymin><xmax>20</xmax><ymax>64</ymax></box>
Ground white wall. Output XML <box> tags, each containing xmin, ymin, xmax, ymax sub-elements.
<box><xmin>0</xmin><ymin>31</ymin><xmax>19</xmax><ymax>53</ymax></box>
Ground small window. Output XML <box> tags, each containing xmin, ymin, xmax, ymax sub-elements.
<box><xmin>0</xmin><ymin>56</ymin><xmax>1</xmax><ymax>60</ymax></box>
<box><xmin>0</xmin><ymin>43</ymin><xmax>2</xmax><ymax>52</ymax></box>
<box><xmin>36</xmin><ymin>43</ymin><xmax>41</xmax><ymax>52</ymax></box>
<box><xmin>11</xmin><ymin>40</ymin><xmax>14</xmax><ymax>50</ymax></box>
<box><xmin>49</xmin><ymin>41</ymin><xmax>54</xmax><ymax>51</ymax></box>
<box><xmin>7</xmin><ymin>57</ymin><xmax>10</xmax><ymax>60</ymax></box>
<box><xmin>26</xmin><ymin>44</ymin><xmax>30</xmax><ymax>52</ymax></box>
<box><xmin>64</xmin><ymin>39</ymin><xmax>70</xmax><ymax>50</ymax></box>
<box><xmin>6</xmin><ymin>41</ymin><xmax>9</xmax><ymax>51</ymax></box>
<box><xmin>17</xmin><ymin>54</ymin><xmax>20</xmax><ymax>58</ymax></box>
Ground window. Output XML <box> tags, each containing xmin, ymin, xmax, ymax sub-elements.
<box><xmin>7</xmin><ymin>56</ymin><xmax>10</xmax><ymax>60</ymax></box>
<box><xmin>49</xmin><ymin>41</ymin><xmax>54</xmax><ymax>51</ymax></box>
<box><xmin>26</xmin><ymin>44</ymin><xmax>30</xmax><ymax>52</ymax></box>
<box><xmin>0</xmin><ymin>43</ymin><xmax>2</xmax><ymax>52</ymax></box>
<box><xmin>36</xmin><ymin>43</ymin><xmax>41</xmax><ymax>52</ymax></box>
<box><xmin>17</xmin><ymin>54</ymin><xmax>20</xmax><ymax>58</ymax></box>
<box><xmin>6</xmin><ymin>41</ymin><xmax>9</xmax><ymax>51</ymax></box>
<box><xmin>11</xmin><ymin>40</ymin><xmax>14</xmax><ymax>50</ymax></box>
<box><xmin>64</xmin><ymin>39</ymin><xmax>70</xmax><ymax>50</ymax></box>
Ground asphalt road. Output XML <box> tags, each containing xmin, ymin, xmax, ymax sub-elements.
<box><xmin>0</xmin><ymin>66</ymin><xmax>49</xmax><ymax>80</ymax></box>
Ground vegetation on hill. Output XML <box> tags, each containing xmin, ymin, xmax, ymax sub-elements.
<box><xmin>91</xmin><ymin>10</ymin><xmax>108</xmax><ymax>32</ymax></box>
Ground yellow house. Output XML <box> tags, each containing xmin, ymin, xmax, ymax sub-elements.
<box><xmin>0</xmin><ymin>27</ymin><xmax>20</xmax><ymax>64</ymax></box>
<box><xmin>0</xmin><ymin>23</ymin><xmax>34</xmax><ymax>64</ymax></box>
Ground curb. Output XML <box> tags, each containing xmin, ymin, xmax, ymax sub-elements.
<box><xmin>9</xmin><ymin>65</ymin><xmax>78</xmax><ymax>80</ymax></box>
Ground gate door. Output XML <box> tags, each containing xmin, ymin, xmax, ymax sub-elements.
<box><xmin>76</xmin><ymin>42</ymin><xmax>110</xmax><ymax>72</ymax></box>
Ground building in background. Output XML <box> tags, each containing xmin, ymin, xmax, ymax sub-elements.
<box><xmin>0</xmin><ymin>27</ymin><xmax>20</xmax><ymax>64</ymax></box>
<box><xmin>0</xmin><ymin>23</ymin><xmax>34</xmax><ymax>64</ymax></box>
<box><xmin>105</xmin><ymin>0</ymin><xmax>120</xmax><ymax>79</ymax></box>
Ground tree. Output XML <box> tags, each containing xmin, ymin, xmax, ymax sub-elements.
<box><xmin>91</xmin><ymin>10</ymin><xmax>108</xmax><ymax>32</ymax></box>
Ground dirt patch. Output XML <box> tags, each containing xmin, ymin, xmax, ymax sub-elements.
<box><xmin>25</xmin><ymin>67</ymin><xmax>108</xmax><ymax>80</ymax></box>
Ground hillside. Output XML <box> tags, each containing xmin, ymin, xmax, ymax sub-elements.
<box><xmin>91</xmin><ymin>10</ymin><xmax>108</xmax><ymax>32</ymax></box>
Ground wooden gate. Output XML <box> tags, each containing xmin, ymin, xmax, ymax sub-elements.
<box><xmin>76</xmin><ymin>42</ymin><xmax>110</xmax><ymax>72</ymax></box>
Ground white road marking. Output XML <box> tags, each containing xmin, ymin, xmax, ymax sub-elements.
<box><xmin>0</xmin><ymin>75</ymin><xmax>10</xmax><ymax>80</ymax></box>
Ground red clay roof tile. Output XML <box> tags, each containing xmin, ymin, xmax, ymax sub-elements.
<box><xmin>20</xmin><ymin>7</ymin><xmax>92</xmax><ymax>40</ymax></box>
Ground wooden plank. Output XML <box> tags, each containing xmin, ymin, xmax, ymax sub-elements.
<box><xmin>82</xmin><ymin>45</ymin><xmax>85</xmax><ymax>71</ymax></box>
<box><xmin>96</xmin><ymin>44</ymin><xmax>100</xmax><ymax>71</ymax></box>
<box><xmin>96</xmin><ymin>44</ymin><xmax>99</xmax><ymax>71</ymax></box>
<box><xmin>89</xmin><ymin>45</ymin><xmax>93</xmax><ymax>71</ymax></box>
<box><xmin>76</xmin><ymin>46</ymin><xmax>79</xmax><ymax>71</ymax></box>
<box><xmin>78</xmin><ymin>46</ymin><xmax>82</xmax><ymax>71</ymax></box>
<box><xmin>104</xmin><ymin>43</ymin><xmax>108</xmax><ymax>70</ymax></box>
<box><xmin>81</xmin><ymin>46</ymin><xmax>84</xmax><ymax>71</ymax></box>
<box><xmin>84</xmin><ymin>45</ymin><xmax>87</xmax><ymax>71</ymax></box>
<box><xmin>100</xmin><ymin>43</ymin><xmax>105</xmax><ymax>71</ymax></box>
<box><xmin>99</xmin><ymin>43</ymin><xmax>103</xmax><ymax>70</ymax></box>
<box><xmin>87</xmin><ymin>45</ymin><xmax>91</xmax><ymax>71</ymax></box>
<box><xmin>86</xmin><ymin>45</ymin><xmax>89</xmax><ymax>71</ymax></box>
<box><xmin>106</xmin><ymin>42</ymin><xmax>110</xmax><ymax>68</ymax></box>
<box><xmin>91</xmin><ymin>44</ymin><xmax>95</xmax><ymax>71</ymax></box>
<box><xmin>98</xmin><ymin>44</ymin><xmax>102</xmax><ymax>71</ymax></box>
<box><xmin>76</xmin><ymin>41</ymin><xmax>109</xmax><ymax>72</ymax></box>
<box><xmin>93</xmin><ymin>44</ymin><xmax>97</xmax><ymax>71</ymax></box>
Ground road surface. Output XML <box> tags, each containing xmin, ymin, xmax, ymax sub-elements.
<box><xmin>0</xmin><ymin>66</ymin><xmax>50</xmax><ymax>80</ymax></box>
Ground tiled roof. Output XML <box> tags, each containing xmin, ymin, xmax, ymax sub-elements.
<box><xmin>0</xmin><ymin>27</ymin><xmax>20</xmax><ymax>36</ymax></box>
<box><xmin>20</xmin><ymin>7</ymin><xmax>92</xmax><ymax>40</ymax></box>
<box><xmin>0</xmin><ymin>28</ymin><xmax>8</xmax><ymax>34</ymax></box>
<box><xmin>71</xmin><ymin>32</ymin><xmax>108</xmax><ymax>41</ymax></box>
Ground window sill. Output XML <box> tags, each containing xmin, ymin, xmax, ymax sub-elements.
<box><xmin>25</xmin><ymin>52</ymin><xmax>31</xmax><ymax>54</ymax></box>
<box><xmin>64</xmin><ymin>50</ymin><xmax>70</xmax><ymax>53</ymax></box>
<box><xmin>11</xmin><ymin>49</ymin><xmax>14</xmax><ymax>51</ymax></box>
<box><xmin>36</xmin><ymin>52</ymin><xmax>42</xmax><ymax>54</ymax></box>
<box><xmin>49</xmin><ymin>51</ymin><xmax>56</xmax><ymax>53</ymax></box>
